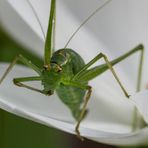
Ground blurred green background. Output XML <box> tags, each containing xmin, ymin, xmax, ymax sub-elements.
<box><xmin>0</xmin><ymin>27</ymin><xmax>146</xmax><ymax>148</ymax></box>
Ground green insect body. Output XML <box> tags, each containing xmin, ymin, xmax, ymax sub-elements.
<box><xmin>42</xmin><ymin>48</ymin><xmax>87</xmax><ymax>120</ymax></box>
<box><xmin>0</xmin><ymin>0</ymin><xmax>145</xmax><ymax>140</ymax></box>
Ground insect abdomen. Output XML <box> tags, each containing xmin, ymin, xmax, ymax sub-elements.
<box><xmin>55</xmin><ymin>49</ymin><xmax>87</xmax><ymax>120</ymax></box>
<box><xmin>56</xmin><ymin>85</ymin><xmax>86</xmax><ymax>120</ymax></box>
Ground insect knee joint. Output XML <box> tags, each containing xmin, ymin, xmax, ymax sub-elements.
<box><xmin>138</xmin><ymin>44</ymin><xmax>144</xmax><ymax>50</ymax></box>
<box><xmin>86</xmin><ymin>86</ymin><xmax>92</xmax><ymax>99</ymax></box>
<box><xmin>13</xmin><ymin>79</ymin><xmax>22</xmax><ymax>87</ymax></box>
<box><xmin>100</xmin><ymin>52</ymin><xmax>107</xmax><ymax>59</ymax></box>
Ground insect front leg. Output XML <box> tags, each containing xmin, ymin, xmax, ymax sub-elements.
<box><xmin>0</xmin><ymin>54</ymin><xmax>41</xmax><ymax>84</ymax></box>
<box><xmin>62</xmin><ymin>80</ymin><xmax>92</xmax><ymax>141</ymax></box>
<box><xmin>13</xmin><ymin>76</ymin><xmax>52</xmax><ymax>95</ymax></box>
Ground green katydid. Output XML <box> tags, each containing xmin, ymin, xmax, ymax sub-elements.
<box><xmin>0</xmin><ymin>0</ymin><xmax>144</xmax><ymax>140</ymax></box>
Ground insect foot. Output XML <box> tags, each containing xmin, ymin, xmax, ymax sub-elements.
<box><xmin>44</xmin><ymin>90</ymin><xmax>54</xmax><ymax>96</ymax></box>
<box><xmin>75</xmin><ymin>127</ymin><xmax>84</xmax><ymax>141</ymax></box>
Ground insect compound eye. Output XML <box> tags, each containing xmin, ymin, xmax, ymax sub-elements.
<box><xmin>51</xmin><ymin>62</ymin><xmax>62</xmax><ymax>73</ymax></box>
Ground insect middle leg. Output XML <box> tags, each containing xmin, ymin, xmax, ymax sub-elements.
<box><xmin>12</xmin><ymin>76</ymin><xmax>52</xmax><ymax>95</ymax></box>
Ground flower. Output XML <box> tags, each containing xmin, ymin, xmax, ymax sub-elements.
<box><xmin>0</xmin><ymin>0</ymin><xmax>148</xmax><ymax>146</ymax></box>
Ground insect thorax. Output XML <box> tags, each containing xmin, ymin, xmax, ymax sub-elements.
<box><xmin>41</xmin><ymin>48</ymin><xmax>85</xmax><ymax>94</ymax></box>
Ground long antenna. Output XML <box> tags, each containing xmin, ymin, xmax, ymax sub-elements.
<box><xmin>27</xmin><ymin>0</ymin><xmax>46</xmax><ymax>39</ymax></box>
<box><xmin>64</xmin><ymin>0</ymin><xmax>112</xmax><ymax>48</ymax></box>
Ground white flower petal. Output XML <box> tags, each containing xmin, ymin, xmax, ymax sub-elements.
<box><xmin>0</xmin><ymin>0</ymin><xmax>135</xmax><ymax>101</ymax></box>
<box><xmin>62</xmin><ymin>0</ymin><xmax>148</xmax><ymax>89</ymax></box>
<box><xmin>1</xmin><ymin>0</ymin><xmax>147</xmax><ymax>88</ymax></box>
<box><xmin>0</xmin><ymin>63</ymin><xmax>137</xmax><ymax>145</ymax></box>
<box><xmin>90</xmin><ymin>127</ymin><xmax>148</xmax><ymax>146</ymax></box>
<box><xmin>132</xmin><ymin>90</ymin><xmax>148</xmax><ymax>124</ymax></box>
<box><xmin>1</xmin><ymin>0</ymin><xmax>148</xmax><ymax>145</ymax></box>
<box><xmin>0</xmin><ymin>0</ymin><xmax>44</xmax><ymax>56</ymax></box>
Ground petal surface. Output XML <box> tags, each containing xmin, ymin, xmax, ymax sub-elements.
<box><xmin>1</xmin><ymin>0</ymin><xmax>148</xmax><ymax>145</ymax></box>
<box><xmin>1</xmin><ymin>0</ymin><xmax>148</xmax><ymax>88</ymax></box>
<box><xmin>132</xmin><ymin>90</ymin><xmax>148</xmax><ymax>124</ymax></box>
<box><xmin>0</xmin><ymin>63</ymin><xmax>137</xmax><ymax>145</ymax></box>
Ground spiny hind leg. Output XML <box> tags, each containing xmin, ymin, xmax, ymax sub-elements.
<box><xmin>75</xmin><ymin>86</ymin><xmax>92</xmax><ymax>141</ymax></box>
<box><xmin>98</xmin><ymin>53</ymin><xmax>130</xmax><ymax>98</ymax></box>
<box><xmin>74</xmin><ymin>52</ymin><xmax>130</xmax><ymax>98</ymax></box>
<box><xmin>75</xmin><ymin>44</ymin><xmax>144</xmax><ymax>98</ymax></box>
<box><xmin>62</xmin><ymin>80</ymin><xmax>92</xmax><ymax>140</ymax></box>
<box><xmin>74</xmin><ymin>45</ymin><xmax>144</xmax><ymax>130</ymax></box>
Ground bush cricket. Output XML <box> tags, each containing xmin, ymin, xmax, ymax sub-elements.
<box><xmin>0</xmin><ymin>0</ymin><xmax>144</xmax><ymax>140</ymax></box>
